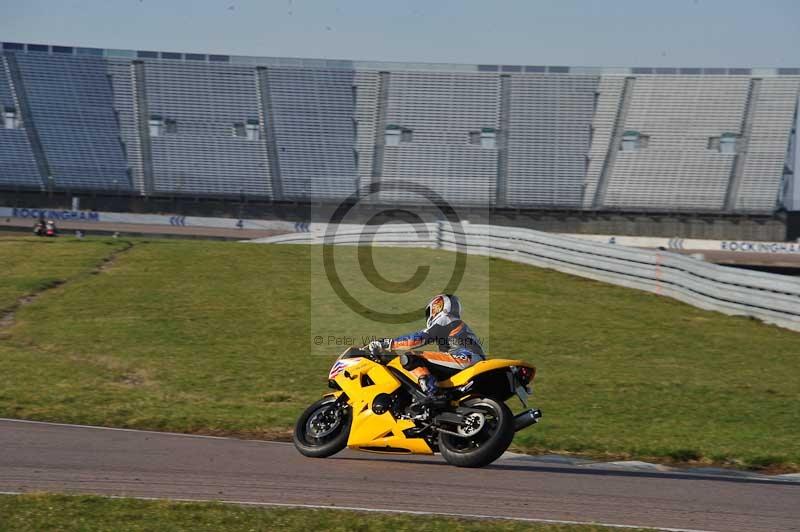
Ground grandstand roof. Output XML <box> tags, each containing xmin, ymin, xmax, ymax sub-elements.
<box><xmin>2</xmin><ymin>41</ymin><xmax>797</xmax><ymax>76</ymax></box>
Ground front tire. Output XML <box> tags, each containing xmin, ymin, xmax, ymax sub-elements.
<box><xmin>438</xmin><ymin>397</ymin><xmax>514</xmax><ymax>468</ymax></box>
<box><xmin>293</xmin><ymin>396</ymin><xmax>351</xmax><ymax>458</ymax></box>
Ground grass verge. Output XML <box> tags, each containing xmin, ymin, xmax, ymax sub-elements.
<box><xmin>0</xmin><ymin>494</ymin><xmax>654</xmax><ymax>532</ymax></box>
<box><xmin>0</xmin><ymin>238</ymin><xmax>128</xmax><ymax>311</ymax></box>
<box><xmin>0</xmin><ymin>235</ymin><xmax>798</xmax><ymax>471</ymax></box>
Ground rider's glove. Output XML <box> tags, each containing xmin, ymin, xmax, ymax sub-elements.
<box><xmin>367</xmin><ymin>340</ymin><xmax>382</xmax><ymax>356</ymax></box>
<box><xmin>367</xmin><ymin>338</ymin><xmax>391</xmax><ymax>356</ymax></box>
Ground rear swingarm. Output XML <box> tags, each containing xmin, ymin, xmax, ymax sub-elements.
<box><xmin>433</xmin><ymin>406</ymin><xmax>542</xmax><ymax>436</ymax></box>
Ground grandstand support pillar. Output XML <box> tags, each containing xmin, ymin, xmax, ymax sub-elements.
<box><xmin>789</xmin><ymin>96</ymin><xmax>800</xmax><ymax>212</ymax></box>
<box><xmin>592</xmin><ymin>76</ymin><xmax>636</xmax><ymax>209</ymax></box>
<box><xmin>256</xmin><ymin>67</ymin><xmax>284</xmax><ymax>201</ymax></box>
<box><xmin>132</xmin><ymin>61</ymin><xmax>156</xmax><ymax>196</ymax></box>
<box><xmin>496</xmin><ymin>74</ymin><xmax>512</xmax><ymax>209</ymax></box>
<box><xmin>4</xmin><ymin>52</ymin><xmax>53</xmax><ymax>191</ymax></box>
<box><xmin>369</xmin><ymin>71</ymin><xmax>391</xmax><ymax>202</ymax></box>
<box><xmin>724</xmin><ymin>78</ymin><xmax>761</xmax><ymax>212</ymax></box>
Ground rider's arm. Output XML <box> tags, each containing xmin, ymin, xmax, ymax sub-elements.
<box><xmin>389</xmin><ymin>330</ymin><xmax>432</xmax><ymax>350</ymax></box>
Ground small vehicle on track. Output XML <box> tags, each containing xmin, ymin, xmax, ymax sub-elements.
<box><xmin>293</xmin><ymin>346</ymin><xmax>541</xmax><ymax>468</ymax></box>
<box><xmin>33</xmin><ymin>220</ymin><xmax>58</xmax><ymax>237</ymax></box>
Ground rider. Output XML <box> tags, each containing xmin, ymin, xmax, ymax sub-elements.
<box><xmin>369</xmin><ymin>294</ymin><xmax>485</xmax><ymax>399</ymax></box>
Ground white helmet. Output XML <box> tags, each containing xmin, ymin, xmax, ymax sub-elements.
<box><xmin>425</xmin><ymin>294</ymin><xmax>462</xmax><ymax>329</ymax></box>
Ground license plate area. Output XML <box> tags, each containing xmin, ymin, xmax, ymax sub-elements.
<box><xmin>515</xmin><ymin>385</ymin><xmax>529</xmax><ymax>407</ymax></box>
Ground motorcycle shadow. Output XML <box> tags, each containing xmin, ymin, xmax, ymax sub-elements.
<box><xmin>488</xmin><ymin>462</ymin><xmax>787</xmax><ymax>486</ymax></box>
<box><xmin>331</xmin><ymin>455</ymin><xmax>789</xmax><ymax>486</ymax></box>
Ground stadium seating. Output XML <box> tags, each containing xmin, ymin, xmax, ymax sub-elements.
<box><xmin>354</xmin><ymin>70</ymin><xmax>380</xmax><ymax>195</ymax></box>
<box><xmin>602</xmin><ymin>76</ymin><xmax>751</xmax><ymax>211</ymax></box>
<box><xmin>265</xmin><ymin>67</ymin><xmax>357</xmax><ymax>200</ymax></box>
<box><xmin>582</xmin><ymin>76</ymin><xmax>627</xmax><ymax>208</ymax></box>
<box><xmin>0</xmin><ymin>56</ymin><xmax>41</xmax><ymax>187</ymax></box>
<box><xmin>379</xmin><ymin>71</ymin><xmax>500</xmax><ymax>205</ymax></box>
<box><xmin>736</xmin><ymin>78</ymin><xmax>799</xmax><ymax>211</ymax></box>
<box><xmin>12</xmin><ymin>52</ymin><xmax>131</xmax><ymax>190</ymax></box>
<box><xmin>129</xmin><ymin>60</ymin><xmax>272</xmax><ymax>196</ymax></box>
<box><xmin>1</xmin><ymin>43</ymin><xmax>798</xmax><ymax>214</ymax></box>
<box><xmin>506</xmin><ymin>74</ymin><xmax>598</xmax><ymax>207</ymax></box>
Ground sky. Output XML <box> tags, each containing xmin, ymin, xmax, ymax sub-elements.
<box><xmin>2</xmin><ymin>0</ymin><xmax>800</xmax><ymax>67</ymax></box>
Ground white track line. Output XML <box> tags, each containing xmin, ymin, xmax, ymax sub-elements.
<box><xmin>0</xmin><ymin>417</ymin><xmax>292</xmax><ymax>444</ymax></box>
<box><xmin>0</xmin><ymin>491</ymin><xmax>717</xmax><ymax>532</ymax></box>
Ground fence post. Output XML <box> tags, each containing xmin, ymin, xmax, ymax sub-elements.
<box><xmin>655</xmin><ymin>251</ymin><xmax>663</xmax><ymax>296</ymax></box>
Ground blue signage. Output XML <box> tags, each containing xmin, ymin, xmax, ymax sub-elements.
<box><xmin>721</xmin><ymin>241</ymin><xmax>800</xmax><ymax>253</ymax></box>
<box><xmin>11</xmin><ymin>208</ymin><xmax>100</xmax><ymax>222</ymax></box>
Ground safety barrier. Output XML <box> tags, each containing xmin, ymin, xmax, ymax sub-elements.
<box><xmin>252</xmin><ymin>222</ymin><xmax>800</xmax><ymax>333</ymax></box>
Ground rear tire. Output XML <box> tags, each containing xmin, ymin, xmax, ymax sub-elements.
<box><xmin>438</xmin><ymin>397</ymin><xmax>514</xmax><ymax>468</ymax></box>
<box><xmin>293</xmin><ymin>396</ymin><xmax>351</xmax><ymax>458</ymax></box>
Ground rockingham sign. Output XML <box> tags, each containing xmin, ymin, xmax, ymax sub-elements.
<box><xmin>5</xmin><ymin>207</ymin><xmax>100</xmax><ymax>221</ymax></box>
<box><xmin>561</xmin><ymin>233</ymin><xmax>800</xmax><ymax>255</ymax></box>
<box><xmin>720</xmin><ymin>241</ymin><xmax>800</xmax><ymax>253</ymax></box>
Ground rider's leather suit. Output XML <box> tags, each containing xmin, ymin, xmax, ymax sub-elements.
<box><xmin>390</xmin><ymin>318</ymin><xmax>485</xmax><ymax>377</ymax></box>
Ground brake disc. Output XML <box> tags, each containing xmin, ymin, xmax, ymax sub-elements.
<box><xmin>307</xmin><ymin>406</ymin><xmax>341</xmax><ymax>438</ymax></box>
<box><xmin>456</xmin><ymin>412</ymin><xmax>486</xmax><ymax>437</ymax></box>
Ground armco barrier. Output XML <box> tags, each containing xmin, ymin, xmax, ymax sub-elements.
<box><xmin>251</xmin><ymin>223</ymin><xmax>800</xmax><ymax>333</ymax></box>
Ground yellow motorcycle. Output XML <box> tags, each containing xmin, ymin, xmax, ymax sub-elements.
<box><xmin>293</xmin><ymin>347</ymin><xmax>541</xmax><ymax>468</ymax></box>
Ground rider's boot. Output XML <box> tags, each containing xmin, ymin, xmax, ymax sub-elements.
<box><xmin>413</xmin><ymin>375</ymin><xmax>448</xmax><ymax>408</ymax></box>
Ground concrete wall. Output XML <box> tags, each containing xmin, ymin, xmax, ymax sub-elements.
<box><xmin>0</xmin><ymin>189</ymin><xmax>788</xmax><ymax>242</ymax></box>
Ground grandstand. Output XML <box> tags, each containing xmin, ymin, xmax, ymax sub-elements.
<box><xmin>1</xmin><ymin>42</ymin><xmax>799</xmax><ymax>233</ymax></box>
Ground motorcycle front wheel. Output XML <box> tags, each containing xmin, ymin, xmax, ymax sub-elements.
<box><xmin>293</xmin><ymin>396</ymin><xmax>351</xmax><ymax>458</ymax></box>
<box><xmin>438</xmin><ymin>397</ymin><xmax>514</xmax><ymax>468</ymax></box>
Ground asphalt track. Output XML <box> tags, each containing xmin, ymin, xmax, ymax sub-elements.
<box><xmin>673</xmin><ymin>249</ymin><xmax>800</xmax><ymax>271</ymax></box>
<box><xmin>1</xmin><ymin>420</ymin><xmax>798</xmax><ymax>531</ymax></box>
<box><xmin>0</xmin><ymin>218</ymin><xmax>287</xmax><ymax>240</ymax></box>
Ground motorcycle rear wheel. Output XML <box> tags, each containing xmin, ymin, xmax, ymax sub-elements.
<box><xmin>438</xmin><ymin>397</ymin><xmax>514</xmax><ymax>468</ymax></box>
<box><xmin>293</xmin><ymin>396</ymin><xmax>351</xmax><ymax>458</ymax></box>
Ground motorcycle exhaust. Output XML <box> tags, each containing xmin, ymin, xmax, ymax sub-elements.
<box><xmin>513</xmin><ymin>408</ymin><xmax>542</xmax><ymax>432</ymax></box>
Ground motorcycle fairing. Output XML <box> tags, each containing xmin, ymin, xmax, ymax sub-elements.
<box><xmin>333</xmin><ymin>357</ymin><xmax>434</xmax><ymax>454</ymax></box>
<box><xmin>438</xmin><ymin>359</ymin><xmax>535</xmax><ymax>388</ymax></box>
<box><xmin>329</xmin><ymin>351</ymin><xmax>534</xmax><ymax>455</ymax></box>
<box><xmin>328</xmin><ymin>357</ymin><xmax>363</xmax><ymax>380</ymax></box>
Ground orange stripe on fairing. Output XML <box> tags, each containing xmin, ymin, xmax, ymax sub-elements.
<box><xmin>449</xmin><ymin>322</ymin><xmax>464</xmax><ymax>336</ymax></box>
